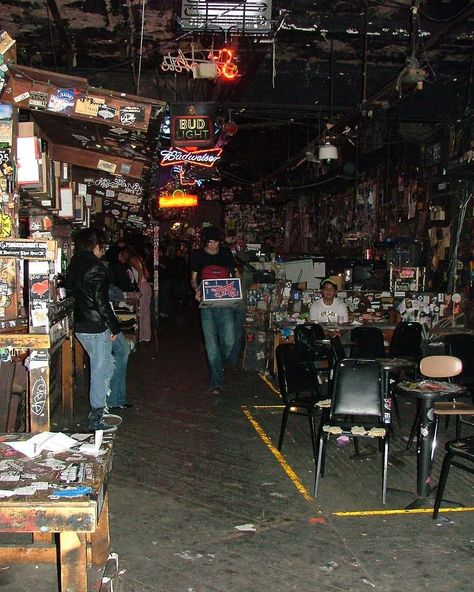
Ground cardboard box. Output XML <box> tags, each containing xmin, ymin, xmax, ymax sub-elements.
<box><xmin>200</xmin><ymin>278</ymin><xmax>242</xmax><ymax>307</ymax></box>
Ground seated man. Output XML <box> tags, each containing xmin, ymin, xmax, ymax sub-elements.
<box><xmin>309</xmin><ymin>278</ymin><xmax>348</xmax><ymax>324</ymax></box>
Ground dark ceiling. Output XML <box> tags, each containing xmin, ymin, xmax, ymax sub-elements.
<box><xmin>1</xmin><ymin>1</ymin><xmax>473</xmax><ymax>188</ymax></box>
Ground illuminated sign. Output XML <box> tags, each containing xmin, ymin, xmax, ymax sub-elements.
<box><xmin>161</xmin><ymin>48</ymin><xmax>238</xmax><ymax>80</ymax></box>
<box><xmin>159</xmin><ymin>190</ymin><xmax>198</xmax><ymax>208</ymax></box>
<box><xmin>172</xmin><ymin>115</ymin><xmax>213</xmax><ymax>147</ymax></box>
<box><xmin>160</xmin><ymin>147</ymin><xmax>222</xmax><ymax>168</ymax></box>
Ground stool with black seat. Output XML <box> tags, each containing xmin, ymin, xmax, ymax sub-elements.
<box><xmin>313</xmin><ymin>358</ymin><xmax>389</xmax><ymax>504</ymax></box>
<box><xmin>350</xmin><ymin>326</ymin><xmax>386</xmax><ymax>359</ymax></box>
<box><xmin>275</xmin><ymin>342</ymin><xmax>329</xmax><ymax>464</ymax></box>
<box><xmin>433</xmin><ymin>436</ymin><xmax>474</xmax><ymax>518</ymax></box>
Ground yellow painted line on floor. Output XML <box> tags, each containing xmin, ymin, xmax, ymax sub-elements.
<box><xmin>258</xmin><ymin>372</ymin><xmax>281</xmax><ymax>399</ymax></box>
<box><xmin>241</xmin><ymin>405</ymin><xmax>313</xmax><ymax>502</ymax></box>
<box><xmin>333</xmin><ymin>506</ymin><xmax>474</xmax><ymax>517</ymax></box>
<box><xmin>252</xmin><ymin>404</ymin><xmax>285</xmax><ymax>409</ymax></box>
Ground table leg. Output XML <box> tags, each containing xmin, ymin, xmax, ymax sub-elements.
<box><xmin>89</xmin><ymin>494</ymin><xmax>110</xmax><ymax>567</ymax></box>
<box><xmin>59</xmin><ymin>531</ymin><xmax>88</xmax><ymax>592</ymax></box>
<box><xmin>416</xmin><ymin>399</ymin><xmax>435</xmax><ymax>498</ymax></box>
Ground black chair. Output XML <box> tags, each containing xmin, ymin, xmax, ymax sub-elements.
<box><xmin>275</xmin><ymin>343</ymin><xmax>326</xmax><ymax>462</ymax></box>
<box><xmin>389</xmin><ymin>322</ymin><xmax>423</xmax><ymax>360</ymax></box>
<box><xmin>294</xmin><ymin>323</ymin><xmax>328</xmax><ymax>377</ymax></box>
<box><xmin>433</xmin><ymin>436</ymin><xmax>474</xmax><ymax>518</ymax></box>
<box><xmin>350</xmin><ymin>326</ymin><xmax>386</xmax><ymax>359</ymax></box>
<box><xmin>294</xmin><ymin>324</ymin><xmax>325</xmax><ymax>357</ymax></box>
<box><xmin>329</xmin><ymin>335</ymin><xmax>347</xmax><ymax>366</ymax></box>
<box><xmin>314</xmin><ymin>358</ymin><xmax>389</xmax><ymax>504</ymax></box>
<box><xmin>444</xmin><ymin>334</ymin><xmax>474</xmax><ymax>397</ymax></box>
<box><xmin>388</xmin><ymin>322</ymin><xmax>423</xmax><ymax>428</ymax></box>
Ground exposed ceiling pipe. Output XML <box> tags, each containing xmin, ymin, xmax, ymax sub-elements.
<box><xmin>259</xmin><ymin>2</ymin><xmax>474</xmax><ymax>187</ymax></box>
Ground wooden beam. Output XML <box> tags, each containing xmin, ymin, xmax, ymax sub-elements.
<box><xmin>3</xmin><ymin>69</ymin><xmax>156</xmax><ymax>133</ymax></box>
<box><xmin>49</xmin><ymin>144</ymin><xmax>144</xmax><ymax>179</ymax></box>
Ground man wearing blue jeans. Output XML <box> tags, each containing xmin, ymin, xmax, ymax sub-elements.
<box><xmin>67</xmin><ymin>228</ymin><xmax>122</xmax><ymax>432</ymax></box>
<box><xmin>191</xmin><ymin>227</ymin><xmax>238</xmax><ymax>395</ymax></box>
<box><xmin>108</xmin><ymin>332</ymin><xmax>132</xmax><ymax>409</ymax></box>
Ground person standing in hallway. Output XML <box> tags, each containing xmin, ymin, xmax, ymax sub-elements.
<box><xmin>67</xmin><ymin>228</ymin><xmax>122</xmax><ymax>432</ymax></box>
<box><xmin>128</xmin><ymin>247</ymin><xmax>152</xmax><ymax>342</ymax></box>
<box><xmin>228</xmin><ymin>250</ymin><xmax>253</xmax><ymax>367</ymax></box>
<box><xmin>191</xmin><ymin>227</ymin><xmax>238</xmax><ymax>395</ymax></box>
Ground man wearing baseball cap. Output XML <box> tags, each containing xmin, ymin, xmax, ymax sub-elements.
<box><xmin>309</xmin><ymin>278</ymin><xmax>348</xmax><ymax>324</ymax></box>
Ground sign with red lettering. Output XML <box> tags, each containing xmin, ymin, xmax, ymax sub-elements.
<box><xmin>200</xmin><ymin>278</ymin><xmax>242</xmax><ymax>308</ymax></box>
<box><xmin>159</xmin><ymin>147</ymin><xmax>222</xmax><ymax>168</ymax></box>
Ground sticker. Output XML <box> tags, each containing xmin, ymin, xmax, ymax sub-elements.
<box><xmin>120</xmin><ymin>163</ymin><xmax>131</xmax><ymax>175</ymax></box>
<box><xmin>75</xmin><ymin>96</ymin><xmax>105</xmax><ymax>117</ymax></box>
<box><xmin>13</xmin><ymin>91</ymin><xmax>30</xmax><ymax>103</ymax></box>
<box><xmin>97</xmin><ymin>104</ymin><xmax>117</xmax><ymax>120</ymax></box>
<box><xmin>120</xmin><ymin>106</ymin><xmax>145</xmax><ymax>125</ymax></box>
<box><xmin>0</xmin><ymin>213</ymin><xmax>12</xmax><ymax>237</ymax></box>
<box><xmin>97</xmin><ymin>159</ymin><xmax>117</xmax><ymax>174</ymax></box>
<box><xmin>47</xmin><ymin>88</ymin><xmax>75</xmax><ymax>114</ymax></box>
<box><xmin>28</xmin><ymin>91</ymin><xmax>48</xmax><ymax>111</ymax></box>
<box><xmin>0</xmin><ymin>104</ymin><xmax>13</xmax><ymax>119</ymax></box>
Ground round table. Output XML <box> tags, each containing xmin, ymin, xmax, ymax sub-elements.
<box><xmin>394</xmin><ymin>380</ymin><xmax>467</xmax><ymax>499</ymax></box>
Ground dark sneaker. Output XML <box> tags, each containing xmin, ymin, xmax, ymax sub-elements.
<box><xmin>89</xmin><ymin>419</ymin><xmax>117</xmax><ymax>433</ymax></box>
<box><xmin>103</xmin><ymin>407</ymin><xmax>123</xmax><ymax>426</ymax></box>
<box><xmin>208</xmin><ymin>385</ymin><xmax>223</xmax><ymax>395</ymax></box>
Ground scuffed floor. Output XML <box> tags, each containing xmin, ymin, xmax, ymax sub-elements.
<box><xmin>1</xmin><ymin>305</ymin><xmax>474</xmax><ymax>591</ymax></box>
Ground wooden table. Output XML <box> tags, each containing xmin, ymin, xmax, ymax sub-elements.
<box><xmin>0</xmin><ymin>432</ymin><xmax>114</xmax><ymax>591</ymax></box>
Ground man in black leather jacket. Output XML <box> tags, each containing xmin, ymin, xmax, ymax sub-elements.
<box><xmin>67</xmin><ymin>228</ymin><xmax>122</xmax><ymax>432</ymax></box>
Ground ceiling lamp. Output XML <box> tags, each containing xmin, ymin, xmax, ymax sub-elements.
<box><xmin>318</xmin><ymin>141</ymin><xmax>338</xmax><ymax>163</ymax></box>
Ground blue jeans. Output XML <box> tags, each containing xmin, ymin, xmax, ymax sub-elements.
<box><xmin>200</xmin><ymin>307</ymin><xmax>235</xmax><ymax>388</ymax></box>
<box><xmin>229</xmin><ymin>306</ymin><xmax>247</xmax><ymax>364</ymax></box>
<box><xmin>108</xmin><ymin>332</ymin><xmax>131</xmax><ymax>407</ymax></box>
<box><xmin>76</xmin><ymin>330</ymin><xmax>113</xmax><ymax>409</ymax></box>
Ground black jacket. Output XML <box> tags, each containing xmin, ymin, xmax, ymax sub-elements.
<box><xmin>67</xmin><ymin>251</ymin><xmax>121</xmax><ymax>335</ymax></box>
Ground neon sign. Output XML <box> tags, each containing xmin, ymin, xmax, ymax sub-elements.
<box><xmin>161</xmin><ymin>48</ymin><xmax>238</xmax><ymax>80</ymax></box>
<box><xmin>159</xmin><ymin>190</ymin><xmax>198</xmax><ymax>208</ymax></box>
<box><xmin>160</xmin><ymin>147</ymin><xmax>222</xmax><ymax>168</ymax></box>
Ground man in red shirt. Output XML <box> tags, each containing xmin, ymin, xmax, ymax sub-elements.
<box><xmin>191</xmin><ymin>227</ymin><xmax>238</xmax><ymax>394</ymax></box>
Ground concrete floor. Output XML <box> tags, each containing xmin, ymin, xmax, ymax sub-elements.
<box><xmin>1</xmin><ymin>305</ymin><xmax>474</xmax><ymax>591</ymax></box>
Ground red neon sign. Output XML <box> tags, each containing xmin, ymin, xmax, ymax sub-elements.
<box><xmin>211</xmin><ymin>49</ymin><xmax>238</xmax><ymax>80</ymax></box>
<box><xmin>159</xmin><ymin>190</ymin><xmax>198</xmax><ymax>208</ymax></box>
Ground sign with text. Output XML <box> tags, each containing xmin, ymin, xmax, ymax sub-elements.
<box><xmin>0</xmin><ymin>239</ymin><xmax>56</xmax><ymax>260</ymax></box>
<box><xmin>170</xmin><ymin>103</ymin><xmax>215</xmax><ymax>148</ymax></box>
<box><xmin>159</xmin><ymin>147</ymin><xmax>222</xmax><ymax>168</ymax></box>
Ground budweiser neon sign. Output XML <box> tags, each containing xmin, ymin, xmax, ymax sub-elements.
<box><xmin>160</xmin><ymin>147</ymin><xmax>222</xmax><ymax>168</ymax></box>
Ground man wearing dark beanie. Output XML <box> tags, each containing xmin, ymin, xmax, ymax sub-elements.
<box><xmin>190</xmin><ymin>227</ymin><xmax>238</xmax><ymax>394</ymax></box>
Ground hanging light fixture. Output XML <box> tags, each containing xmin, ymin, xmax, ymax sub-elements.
<box><xmin>318</xmin><ymin>141</ymin><xmax>338</xmax><ymax>162</ymax></box>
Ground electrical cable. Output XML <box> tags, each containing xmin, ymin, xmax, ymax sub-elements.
<box><xmin>136</xmin><ymin>0</ymin><xmax>146</xmax><ymax>96</ymax></box>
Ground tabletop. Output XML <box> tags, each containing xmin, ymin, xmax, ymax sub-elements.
<box><xmin>0</xmin><ymin>432</ymin><xmax>114</xmax><ymax>531</ymax></box>
<box><xmin>395</xmin><ymin>380</ymin><xmax>466</xmax><ymax>399</ymax></box>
